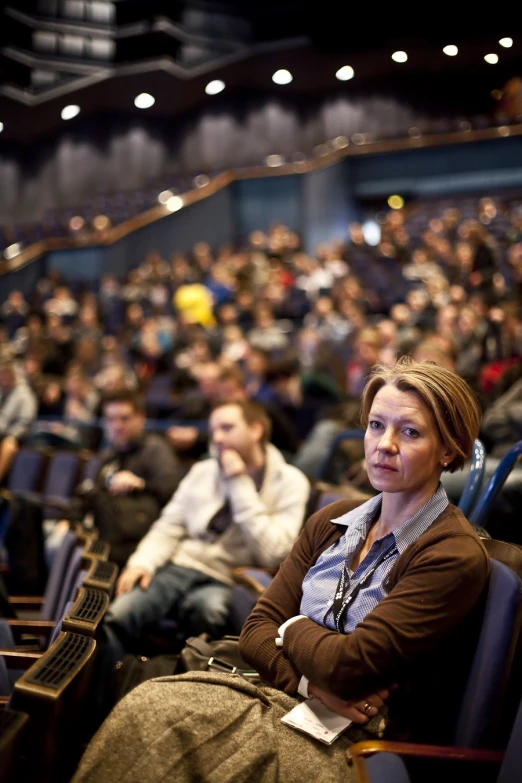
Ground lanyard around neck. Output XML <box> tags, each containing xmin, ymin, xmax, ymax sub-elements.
<box><xmin>328</xmin><ymin>540</ymin><xmax>397</xmax><ymax>632</ymax></box>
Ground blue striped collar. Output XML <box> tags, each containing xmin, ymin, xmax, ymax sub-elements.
<box><xmin>331</xmin><ymin>483</ymin><xmax>449</xmax><ymax>555</ymax></box>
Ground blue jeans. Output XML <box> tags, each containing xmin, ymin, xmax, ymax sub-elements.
<box><xmin>105</xmin><ymin>564</ymin><xmax>232</xmax><ymax>661</ymax></box>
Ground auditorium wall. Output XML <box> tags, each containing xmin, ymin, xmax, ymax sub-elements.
<box><xmin>2</xmin><ymin>134</ymin><xmax>522</xmax><ymax>293</ymax></box>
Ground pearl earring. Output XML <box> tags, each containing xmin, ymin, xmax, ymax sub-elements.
<box><xmin>443</xmin><ymin>462</ymin><xmax>448</xmax><ymax>467</ymax></box>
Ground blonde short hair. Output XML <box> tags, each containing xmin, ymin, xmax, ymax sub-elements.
<box><xmin>360</xmin><ymin>357</ymin><xmax>481</xmax><ymax>472</ymax></box>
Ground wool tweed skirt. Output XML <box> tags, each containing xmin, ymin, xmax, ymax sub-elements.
<box><xmin>72</xmin><ymin>671</ymin><xmax>386</xmax><ymax>783</ymax></box>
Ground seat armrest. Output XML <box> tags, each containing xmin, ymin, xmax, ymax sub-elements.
<box><xmin>0</xmin><ymin>650</ymin><xmax>43</xmax><ymax>669</ymax></box>
<box><xmin>7</xmin><ymin>620</ymin><xmax>56</xmax><ymax>637</ymax></box>
<box><xmin>232</xmin><ymin>568</ymin><xmax>274</xmax><ymax>596</ymax></box>
<box><xmin>347</xmin><ymin>739</ymin><xmax>505</xmax><ymax>763</ymax></box>
<box><xmin>8</xmin><ymin>597</ymin><xmax>45</xmax><ymax>610</ymax></box>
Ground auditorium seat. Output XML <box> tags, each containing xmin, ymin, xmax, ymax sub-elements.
<box><xmin>0</xmin><ymin>708</ymin><xmax>29</xmax><ymax>783</ymax></box>
<box><xmin>470</xmin><ymin>441</ymin><xmax>522</xmax><ymax>529</ymax></box>
<box><xmin>347</xmin><ymin>558</ymin><xmax>522</xmax><ymax>776</ymax></box>
<box><xmin>0</xmin><ymin>450</ymin><xmax>45</xmax><ymax>543</ymax></box>
<box><xmin>9</xmin><ymin>631</ymin><xmax>97</xmax><ymax>782</ymax></box>
<box><xmin>348</xmin><ymin>682</ymin><xmax>522</xmax><ymax>783</ymax></box>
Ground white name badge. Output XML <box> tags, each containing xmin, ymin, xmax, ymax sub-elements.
<box><xmin>281</xmin><ymin>697</ymin><xmax>352</xmax><ymax>745</ymax></box>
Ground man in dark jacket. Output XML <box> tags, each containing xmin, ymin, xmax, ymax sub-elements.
<box><xmin>79</xmin><ymin>390</ymin><xmax>182</xmax><ymax>568</ymax></box>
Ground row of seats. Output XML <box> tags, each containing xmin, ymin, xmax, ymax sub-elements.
<box><xmin>1</xmin><ymin>447</ymin><xmax>101</xmax><ymax>524</ymax></box>
<box><xmin>347</xmin><ymin>543</ymin><xmax>522</xmax><ymax>783</ymax></box>
<box><xmin>0</xmin><ymin>529</ymin><xmax>117</xmax><ymax>782</ymax></box>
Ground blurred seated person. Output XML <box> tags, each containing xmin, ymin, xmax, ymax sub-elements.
<box><xmin>346</xmin><ymin>328</ymin><xmax>382</xmax><ymax>397</ymax></box>
<box><xmin>131</xmin><ymin>318</ymin><xmax>173</xmax><ymax>378</ymax></box>
<box><xmin>219</xmin><ymin>325</ymin><xmax>249</xmax><ymax>364</ymax></box>
<box><xmin>29</xmin><ymin>368</ymin><xmax>99</xmax><ymax>451</ymax></box>
<box><xmin>174</xmin><ymin>283</ymin><xmax>216</xmax><ymax>329</ymax></box>
<box><xmin>42</xmin><ymin>313</ymin><xmax>74</xmax><ymax>375</ymax></box>
<box><xmin>263</xmin><ymin>353</ymin><xmax>344</xmax><ymax>441</ymax></box>
<box><xmin>243</xmin><ymin>346</ymin><xmax>270</xmax><ymax>398</ymax></box>
<box><xmin>167</xmin><ymin>362</ymin><xmax>221</xmax><ymax>458</ymax></box>
<box><xmin>42</xmin><ymin>285</ymin><xmax>79</xmax><ymax>320</ymax></box>
<box><xmin>74</xmin><ymin>360</ymin><xmax>488</xmax><ymax>783</ymax></box>
<box><xmin>303</xmin><ymin>296</ymin><xmax>350</xmax><ymax>343</ymax></box>
<box><xmin>402</xmin><ymin>247</ymin><xmax>442</xmax><ymax>284</ymax></box>
<box><xmin>54</xmin><ymin>390</ymin><xmax>182</xmax><ymax>569</ymax></box>
<box><xmin>0</xmin><ymin>358</ymin><xmax>37</xmax><ymax>484</ymax></box>
<box><xmin>247</xmin><ymin>304</ymin><xmax>290</xmax><ymax>353</ymax></box>
<box><xmin>75</xmin><ymin>305</ymin><xmax>103</xmax><ymax>344</ymax></box>
<box><xmin>1</xmin><ymin>290</ymin><xmax>29</xmax><ymax>339</ymax></box>
<box><xmin>10</xmin><ymin>312</ymin><xmax>48</xmax><ymax>357</ymax></box>
<box><xmin>217</xmin><ymin>366</ymin><xmax>300</xmax><ymax>455</ymax></box>
<box><xmin>101</xmin><ymin>400</ymin><xmax>309</xmax><ymax>658</ymax></box>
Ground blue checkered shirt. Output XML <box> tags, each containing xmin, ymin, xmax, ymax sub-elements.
<box><xmin>300</xmin><ymin>484</ymin><xmax>449</xmax><ymax>633</ymax></box>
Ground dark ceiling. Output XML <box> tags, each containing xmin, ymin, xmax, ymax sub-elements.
<box><xmin>0</xmin><ymin>1</ymin><xmax>521</xmax><ymax>142</ymax></box>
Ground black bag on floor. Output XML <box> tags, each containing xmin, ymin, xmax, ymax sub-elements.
<box><xmin>4</xmin><ymin>495</ymin><xmax>48</xmax><ymax>595</ymax></box>
<box><xmin>111</xmin><ymin>635</ymin><xmax>259</xmax><ymax>706</ymax></box>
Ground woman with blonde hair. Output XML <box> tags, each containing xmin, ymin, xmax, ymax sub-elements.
<box><xmin>74</xmin><ymin>358</ymin><xmax>489</xmax><ymax>783</ymax></box>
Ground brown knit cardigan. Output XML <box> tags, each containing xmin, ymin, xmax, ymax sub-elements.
<box><xmin>239</xmin><ymin>499</ymin><xmax>490</xmax><ymax>743</ymax></box>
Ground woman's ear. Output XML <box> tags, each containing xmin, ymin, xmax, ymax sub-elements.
<box><xmin>440</xmin><ymin>448</ymin><xmax>457</xmax><ymax>469</ymax></box>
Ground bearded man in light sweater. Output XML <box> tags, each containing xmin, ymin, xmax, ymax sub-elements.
<box><xmin>104</xmin><ymin>399</ymin><xmax>309</xmax><ymax>656</ymax></box>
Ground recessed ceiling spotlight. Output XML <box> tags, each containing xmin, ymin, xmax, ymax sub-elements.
<box><xmin>443</xmin><ymin>45</ymin><xmax>458</xmax><ymax>56</ymax></box>
<box><xmin>272</xmin><ymin>69</ymin><xmax>293</xmax><ymax>85</ymax></box>
<box><xmin>205</xmin><ymin>80</ymin><xmax>225</xmax><ymax>95</ymax></box>
<box><xmin>499</xmin><ymin>38</ymin><xmax>513</xmax><ymax>48</ymax></box>
<box><xmin>166</xmin><ymin>196</ymin><xmax>183</xmax><ymax>212</ymax></box>
<box><xmin>0</xmin><ymin>122</ymin><xmax>4</xmax><ymax>133</ymax></box>
<box><xmin>61</xmin><ymin>104</ymin><xmax>80</xmax><ymax>120</ymax></box>
<box><xmin>134</xmin><ymin>93</ymin><xmax>155</xmax><ymax>109</ymax></box>
<box><xmin>336</xmin><ymin>65</ymin><xmax>354</xmax><ymax>81</ymax></box>
<box><xmin>484</xmin><ymin>53</ymin><xmax>499</xmax><ymax>64</ymax></box>
<box><xmin>391</xmin><ymin>51</ymin><xmax>408</xmax><ymax>63</ymax></box>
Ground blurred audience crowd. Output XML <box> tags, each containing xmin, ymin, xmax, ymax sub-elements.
<box><xmin>2</xmin><ymin>192</ymin><xmax>522</xmax><ymax>481</ymax></box>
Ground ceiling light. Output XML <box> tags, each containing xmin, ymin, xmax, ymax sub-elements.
<box><xmin>194</xmin><ymin>174</ymin><xmax>210</xmax><ymax>188</ymax></box>
<box><xmin>158</xmin><ymin>190</ymin><xmax>173</xmax><ymax>204</ymax></box>
<box><xmin>0</xmin><ymin>122</ymin><xmax>3</xmax><ymax>133</ymax></box>
<box><xmin>265</xmin><ymin>154</ymin><xmax>285</xmax><ymax>167</ymax></box>
<box><xmin>391</xmin><ymin>51</ymin><xmax>408</xmax><ymax>63</ymax></box>
<box><xmin>332</xmin><ymin>135</ymin><xmax>349</xmax><ymax>149</ymax></box>
<box><xmin>272</xmin><ymin>69</ymin><xmax>292</xmax><ymax>85</ymax></box>
<box><xmin>388</xmin><ymin>194</ymin><xmax>404</xmax><ymax>210</ymax></box>
<box><xmin>4</xmin><ymin>243</ymin><xmax>22</xmax><ymax>260</ymax></box>
<box><xmin>205</xmin><ymin>79</ymin><xmax>225</xmax><ymax>95</ymax></box>
<box><xmin>443</xmin><ymin>45</ymin><xmax>458</xmax><ymax>57</ymax></box>
<box><xmin>484</xmin><ymin>53</ymin><xmax>499</xmax><ymax>64</ymax></box>
<box><xmin>336</xmin><ymin>65</ymin><xmax>354</xmax><ymax>81</ymax></box>
<box><xmin>166</xmin><ymin>196</ymin><xmax>183</xmax><ymax>212</ymax></box>
<box><xmin>134</xmin><ymin>93</ymin><xmax>155</xmax><ymax>109</ymax></box>
<box><xmin>93</xmin><ymin>215</ymin><xmax>110</xmax><ymax>231</ymax></box>
<box><xmin>61</xmin><ymin>104</ymin><xmax>80</xmax><ymax>120</ymax></box>
<box><xmin>499</xmin><ymin>38</ymin><xmax>513</xmax><ymax>48</ymax></box>
<box><xmin>69</xmin><ymin>216</ymin><xmax>84</xmax><ymax>231</ymax></box>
